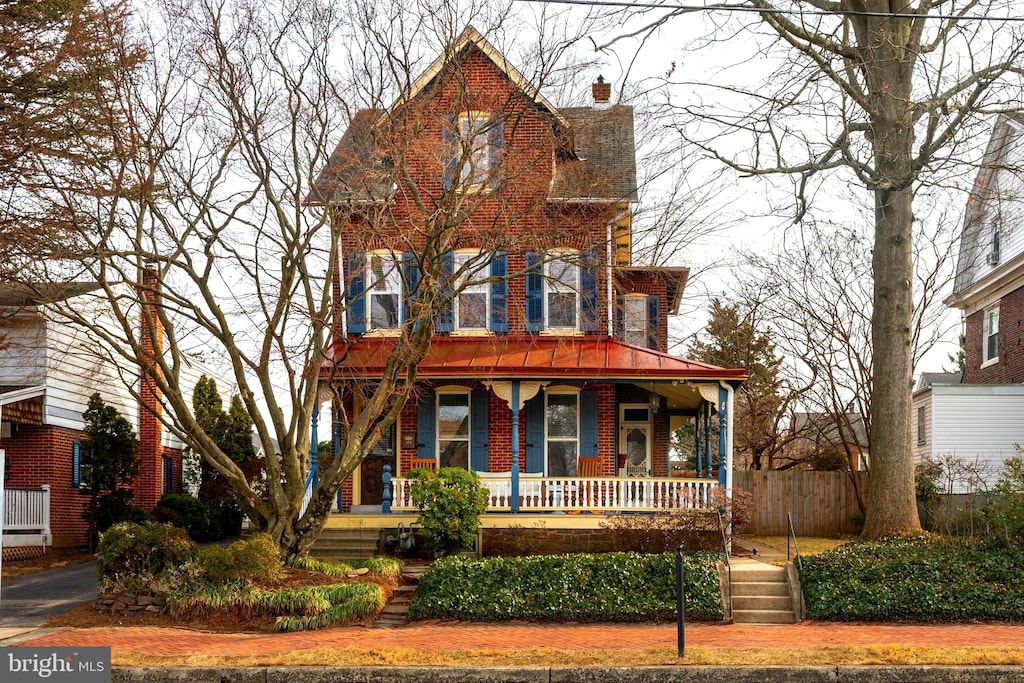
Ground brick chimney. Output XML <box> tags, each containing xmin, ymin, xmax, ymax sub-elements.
<box><xmin>592</xmin><ymin>75</ymin><xmax>611</xmax><ymax>106</ymax></box>
<box><xmin>137</xmin><ymin>264</ymin><xmax>164</xmax><ymax>508</ymax></box>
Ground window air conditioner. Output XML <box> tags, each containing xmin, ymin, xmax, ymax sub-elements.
<box><xmin>986</xmin><ymin>250</ymin><xmax>1000</xmax><ymax>266</ymax></box>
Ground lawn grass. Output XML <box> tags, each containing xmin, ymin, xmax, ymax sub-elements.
<box><xmin>742</xmin><ymin>535</ymin><xmax>850</xmax><ymax>557</ymax></box>
<box><xmin>112</xmin><ymin>645</ymin><xmax>1024</xmax><ymax>668</ymax></box>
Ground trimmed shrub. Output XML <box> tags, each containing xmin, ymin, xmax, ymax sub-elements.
<box><xmin>799</xmin><ymin>535</ymin><xmax>1024</xmax><ymax>622</ymax></box>
<box><xmin>97</xmin><ymin>521</ymin><xmax>196</xmax><ymax>595</ymax></box>
<box><xmin>193</xmin><ymin>533</ymin><xmax>282</xmax><ymax>584</ymax></box>
<box><xmin>409</xmin><ymin>467</ymin><xmax>489</xmax><ymax>554</ymax></box>
<box><xmin>410</xmin><ymin>551</ymin><xmax>723</xmax><ymax>622</ymax></box>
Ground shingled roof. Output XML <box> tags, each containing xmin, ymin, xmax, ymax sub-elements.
<box><xmin>306</xmin><ymin>108</ymin><xmax>391</xmax><ymax>206</ymax></box>
<box><xmin>551</xmin><ymin>105</ymin><xmax>638</xmax><ymax>202</ymax></box>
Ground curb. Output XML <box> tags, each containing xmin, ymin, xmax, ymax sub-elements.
<box><xmin>113</xmin><ymin>666</ymin><xmax>1024</xmax><ymax>682</ymax></box>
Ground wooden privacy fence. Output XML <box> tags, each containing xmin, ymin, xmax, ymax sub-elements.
<box><xmin>733</xmin><ymin>470</ymin><xmax>869</xmax><ymax>537</ymax></box>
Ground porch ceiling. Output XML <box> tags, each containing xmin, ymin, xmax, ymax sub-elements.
<box><xmin>323</xmin><ymin>336</ymin><xmax>746</xmax><ymax>384</ymax></box>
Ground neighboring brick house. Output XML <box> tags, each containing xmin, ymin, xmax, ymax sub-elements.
<box><xmin>914</xmin><ymin>114</ymin><xmax>1024</xmax><ymax>491</ymax></box>
<box><xmin>0</xmin><ymin>279</ymin><xmax>224</xmax><ymax>548</ymax></box>
<box><xmin>311</xmin><ymin>27</ymin><xmax>745</xmax><ymax>516</ymax></box>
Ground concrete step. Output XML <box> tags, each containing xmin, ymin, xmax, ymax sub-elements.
<box><xmin>730</xmin><ymin>581</ymin><xmax>791</xmax><ymax>597</ymax></box>
<box><xmin>394</xmin><ymin>585</ymin><xmax>417</xmax><ymax>594</ymax></box>
<box><xmin>730</xmin><ymin>567</ymin><xmax>787</xmax><ymax>583</ymax></box>
<box><xmin>732</xmin><ymin>609</ymin><xmax>798</xmax><ymax>624</ymax></box>
<box><xmin>731</xmin><ymin>595</ymin><xmax>793</xmax><ymax>612</ymax></box>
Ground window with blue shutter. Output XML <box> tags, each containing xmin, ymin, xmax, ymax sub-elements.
<box><xmin>490</xmin><ymin>253</ymin><xmax>508</xmax><ymax>333</ymax></box>
<box><xmin>646</xmin><ymin>295</ymin><xmax>660</xmax><ymax>350</ymax></box>
<box><xmin>580</xmin><ymin>250</ymin><xmax>599</xmax><ymax>333</ymax></box>
<box><xmin>488</xmin><ymin>121</ymin><xmax>504</xmax><ymax>186</ymax></box>
<box><xmin>163</xmin><ymin>456</ymin><xmax>174</xmax><ymax>494</ymax></box>
<box><xmin>470</xmin><ymin>389</ymin><xmax>489</xmax><ymax>471</ymax></box>
<box><xmin>615</xmin><ymin>295</ymin><xmax>625</xmax><ymax>339</ymax></box>
<box><xmin>416</xmin><ymin>390</ymin><xmax>436</xmax><ymax>462</ymax></box>
<box><xmin>437</xmin><ymin>252</ymin><xmax>455</xmax><ymax>333</ymax></box>
<box><xmin>346</xmin><ymin>252</ymin><xmax>366</xmax><ymax>334</ymax></box>
<box><xmin>525</xmin><ymin>252</ymin><xmax>544</xmax><ymax>332</ymax></box>
<box><xmin>442</xmin><ymin>116</ymin><xmax>456</xmax><ymax>190</ymax></box>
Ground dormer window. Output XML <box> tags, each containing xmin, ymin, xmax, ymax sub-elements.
<box><xmin>443</xmin><ymin>112</ymin><xmax>504</xmax><ymax>191</ymax></box>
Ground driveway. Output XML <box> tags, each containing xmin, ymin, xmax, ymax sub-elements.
<box><xmin>0</xmin><ymin>560</ymin><xmax>96</xmax><ymax>628</ymax></box>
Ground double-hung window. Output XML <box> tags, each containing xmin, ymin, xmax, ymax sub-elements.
<box><xmin>437</xmin><ymin>391</ymin><xmax>470</xmax><ymax>469</ymax></box>
<box><xmin>455</xmin><ymin>252</ymin><xmax>488</xmax><ymax>330</ymax></box>
<box><xmin>983</xmin><ymin>306</ymin><xmax>999</xmax><ymax>363</ymax></box>
<box><xmin>367</xmin><ymin>252</ymin><xmax>401</xmax><ymax>331</ymax></box>
<box><xmin>546</xmin><ymin>254</ymin><xmax>579</xmax><ymax>330</ymax></box>
<box><xmin>546</xmin><ymin>392</ymin><xmax>579</xmax><ymax>476</ymax></box>
<box><xmin>622</xmin><ymin>295</ymin><xmax>647</xmax><ymax>346</ymax></box>
<box><xmin>458</xmin><ymin>112</ymin><xmax>494</xmax><ymax>188</ymax></box>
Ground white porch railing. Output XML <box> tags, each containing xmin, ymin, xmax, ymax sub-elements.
<box><xmin>388</xmin><ymin>475</ymin><xmax>719</xmax><ymax>513</ymax></box>
<box><xmin>2</xmin><ymin>485</ymin><xmax>52</xmax><ymax>548</ymax></box>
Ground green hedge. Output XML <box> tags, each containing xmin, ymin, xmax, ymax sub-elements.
<box><xmin>410</xmin><ymin>552</ymin><xmax>723</xmax><ymax>622</ymax></box>
<box><xmin>800</xmin><ymin>535</ymin><xmax>1024</xmax><ymax>622</ymax></box>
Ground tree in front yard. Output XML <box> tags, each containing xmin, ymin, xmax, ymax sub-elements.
<box><xmin>81</xmin><ymin>392</ymin><xmax>139</xmax><ymax>550</ymax></box>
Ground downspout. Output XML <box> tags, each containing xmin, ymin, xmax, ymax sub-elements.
<box><xmin>606</xmin><ymin>222</ymin><xmax>614</xmax><ymax>336</ymax></box>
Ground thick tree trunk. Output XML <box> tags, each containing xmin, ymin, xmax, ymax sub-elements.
<box><xmin>864</xmin><ymin>181</ymin><xmax>921</xmax><ymax>537</ymax></box>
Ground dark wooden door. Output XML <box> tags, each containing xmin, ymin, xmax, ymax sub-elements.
<box><xmin>360</xmin><ymin>456</ymin><xmax>395</xmax><ymax>506</ymax></box>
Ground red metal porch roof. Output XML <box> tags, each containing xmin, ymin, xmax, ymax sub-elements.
<box><xmin>323</xmin><ymin>336</ymin><xmax>746</xmax><ymax>382</ymax></box>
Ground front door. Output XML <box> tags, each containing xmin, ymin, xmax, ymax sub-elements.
<box><xmin>619</xmin><ymin>404</ymin><xmax>651</xmax><ymax>476</ymax></box>
<box><xmin>359</xmin><ymin>423</ymin><xmax>396</xmax><ymax>506</ymax></box>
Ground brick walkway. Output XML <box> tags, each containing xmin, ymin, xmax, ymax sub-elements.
<box><xmin>15</xmin><ymin>622</ymin><xmax>1024</xmax><ymax>657</ymax></box>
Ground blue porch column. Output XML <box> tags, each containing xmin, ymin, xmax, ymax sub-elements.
<box><xmin>694</xmin><ymin>411</ymin><xmax>703</xmax><ymax>477</ymax></box>
<box><xmin>704</xmin><ymin>402</ymin><xmax>713</xmax><ymax>478</ymax></box>
<box><xmin>718</xmin><ymin>386</ymin><xmax>728</xmax><ymax>486</ymax></box>
<box><xmin>310</xmin><ymin>403</ymin><xmax>319</xmax><ymax>487</ymax></box>
<box><xmin>511</xmin><ymin>380</ymin><xmax>521</xmax><ymax>512</ymax></box>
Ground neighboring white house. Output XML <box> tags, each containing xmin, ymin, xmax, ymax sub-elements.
<box><xmin>912</xmin><ymin>375</ymin><xmax>1024</xmax><ymax>492</ymax></box>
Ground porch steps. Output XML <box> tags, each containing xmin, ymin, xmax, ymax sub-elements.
<box><xmin>372</xmin><ymin>562</ymin><xmax>430</xmax><ymax>628</ymax></box>
<box><xmin>729</xmin><ymin>559</ymin><xmax>799</xmax><ymax>624</ymax></box>
<box><xmin>310</xmin><ymin>528</ymin><xmax>381</xmax><ymax>560</ymax></box>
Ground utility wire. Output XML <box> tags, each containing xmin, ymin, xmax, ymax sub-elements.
<box><xmin>515</xmin><ymin>0</ymin><xmax>1024</xmax><ymax>24</ymax></box>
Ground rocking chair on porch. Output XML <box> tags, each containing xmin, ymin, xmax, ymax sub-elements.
<box><xmin>576</xmin><ymin>457</ymin><xmax>602</xmax><ymax>477</ymax></box>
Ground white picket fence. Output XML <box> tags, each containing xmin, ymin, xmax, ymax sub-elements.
<box><xmin>389</xmin><ymin>475</ymin><xmax>718</xmax><ymax>513</ymax></box>
<box><xmin>2</xmin><ymin>485</ymin><xmax>52</xmax><ymax>548</ymax></box>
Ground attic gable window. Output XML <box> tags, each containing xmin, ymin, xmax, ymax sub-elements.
<box><xmin>443</xmin><ymin>111</ymin><xmax>504</xmax><ymax>190</ymax></box>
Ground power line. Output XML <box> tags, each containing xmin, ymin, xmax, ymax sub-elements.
<box><xmin>515</xmin><ymin>0</ymin><xmax>1024</xmax><ymax>24</ymax></box>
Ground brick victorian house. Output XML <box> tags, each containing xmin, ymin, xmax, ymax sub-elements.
<box><xmin>914</xmin><ymin>114</ymin><xmax>1024</xmax><ymax>491</ymax></box>
<box><xmin>0</xmin><ymin>273</ymin><xmax>222</xmax><ymax>550</ymax></box>
<box><xmin>311</xmin><ymin>27</ymin><xmax>745</xmax><ymax>528</ymax></box>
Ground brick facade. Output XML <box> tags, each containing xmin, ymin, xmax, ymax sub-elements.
<box><xmin>964</xmin><ymin>282</ymin><xmax>1024</xmax><ymax>384</ymax></box>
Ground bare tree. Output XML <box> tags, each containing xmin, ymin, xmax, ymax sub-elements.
<box><xmin>28</xmin><ymin>0</ymin><xmax>621</xmax><ymax>558</ymax></box>
<box><xmin>598</xmin><ymin>0</ymin><xmax>1024</xmax><ymax>536</ymax></box>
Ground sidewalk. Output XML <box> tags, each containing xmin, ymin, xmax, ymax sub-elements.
<box><xmin>8</xmin><ymin>621</ymin><xmax>1024</xmax><ymax>657</ymax></box>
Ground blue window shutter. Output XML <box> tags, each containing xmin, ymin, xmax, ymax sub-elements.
<box><xmin>580</xmin><ymin>390</ymin><xmax>599</xmax><ymax>458</ymax></box>
<box><xmin>615</xmin><ymin>295</ymin><xmax>625</xmax><ymax>339</ymax></box>
<box><xmin>417</xmin><ymin>390</ymin><xmax>436</xmax><ymax>461</ymax></box>
<box><xmin>580</xmin><ymin>250</ymin><xmax>599</xmax><ymax>333</ymax></box>
<box><xmin>470</xmin><ymin>389</ymin><xmax>489</xmax><ymax>472</ymax></box>
<box><xmin>401</xmin><ymin>252</ymin><xmax>421</xmax><ymax>326</ymax></box>
<box><xmin>647</xmin><ymin>295</ymin><xmax>660</xmax><ymax>350</ymax></box>
<box><xmin>490</xmin><ymin>253</ymin><xmax>508</xmax><ymax>333</ymax></box>
<box><xmin>488</xmin><ymin>121</ymin><xmax>504</xmax><ymax>185</ymax></box>
<box><xmin>525</xmin><ymin>393</ymin><xmax>544</xmax><ymax>473</ymax></box>
<box><xmin>163</xmin><ymin>456</ymin><xmax>174</xmax><ymax>494</ymax></box>
<box><xmin>525</xmin><ymin>252</ymin><xmax>544</xmax><ymax>332</ymax></box>
<box><xmin>346</xmin><ymin>252</ymin><xmax>366</xmax><ymax>334</ymax></box>
<box><xmin>442</xmin><ymin>116</ymin><xmax>457</xmax><ymax>190</ymax></box>
<box><xmin>72</xmin><ymin>441</ymin><xmax>81</xmax><ymax>488</ymax></box>
<box><xmin>437</xmin><ymin>252</ymin><xmax>454</xmax><ymax>333</ymax></box>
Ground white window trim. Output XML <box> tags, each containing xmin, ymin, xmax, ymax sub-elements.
<box><xmin>366</xmin><ymin>250</ymin><xmax>402</xmax><ymax>333</ymax></box>
<box><xmin>982</xmin><ymin>306</ymin><xmax>999</xmax><ymax>365</ymax></box>
<box><xmin>544</xmin><ymin>251</ymin><xmax>581</xmax><ymax>331</ymax></box>
<box><xmin>544</xmin><ymin>388</ymin><xmax>580</xmax><ymax>476</ymax></box>
<box><xmin>436</xmin><ymin>387</ymin><xmax>471</xmax><ymax>469</ymax></box>
<box><xmin>454</xmin><ymin>251</ymin><xmax>490</xmax><ymax>332</ymax></box>
<box><xmin>622</xmin><ymin>294</ymin><xmax>647</xmax><ymax>346</ymax></box>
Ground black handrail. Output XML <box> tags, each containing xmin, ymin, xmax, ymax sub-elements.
<box><xmin>786</xmin><ymin>511</ymin><xmax>802</xmax><ymax>572</ymax></box>
<box><xmin>717</xmin><ymin>508</ymin><xmax>732</xmax><ymax>620</ymax></box>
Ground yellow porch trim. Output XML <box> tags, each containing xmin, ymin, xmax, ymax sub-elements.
<box><xmin>324</xmin><ymin>512</ymin><xmax>610</xmax><ymax>530</ymax></box>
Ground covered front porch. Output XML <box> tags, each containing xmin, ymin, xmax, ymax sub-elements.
<box><xmin>322</xmin><ymin>336</ymin><xmax>745</xmax><ymax>516</ymax></box>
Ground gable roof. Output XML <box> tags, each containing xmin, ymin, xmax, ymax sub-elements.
<box><xmin>950</xmin><ymin>113</ymin><xmax>1024</xmax><ymax>301</ymax></box>
<box><xmin>551</xmin><ymin>105</ymin><xmax>638</xmax><ymax>202</ymax></box>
